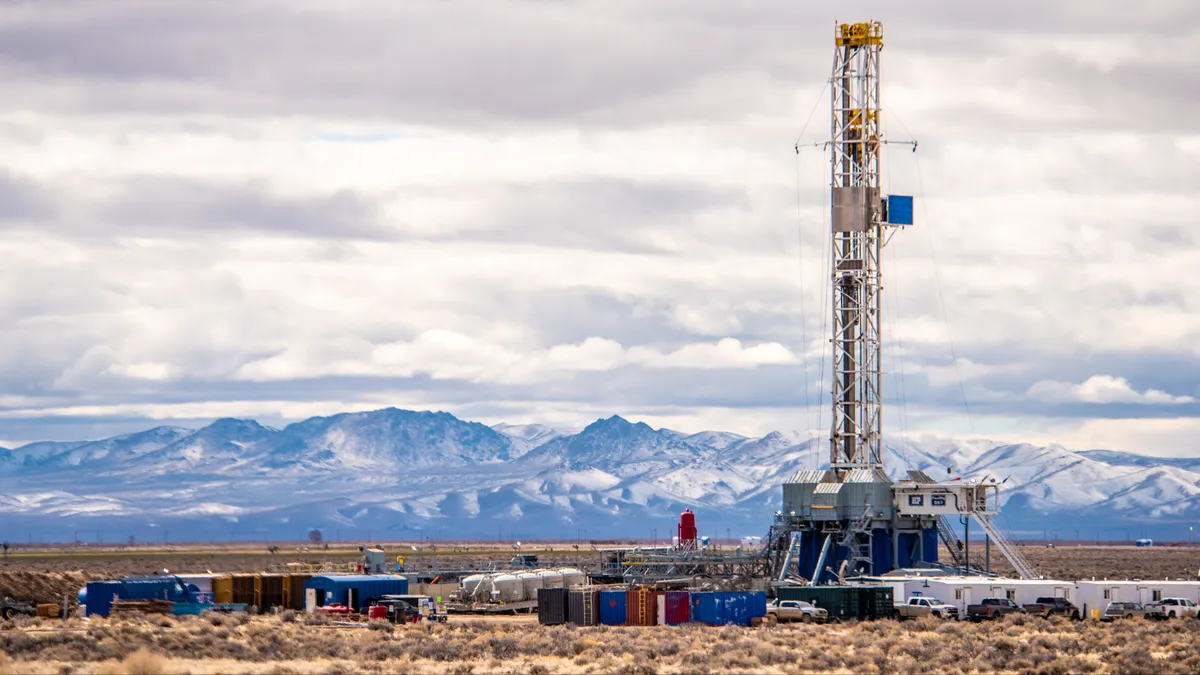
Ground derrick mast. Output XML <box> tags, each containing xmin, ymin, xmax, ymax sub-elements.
<box><xmin>770</xmin><ymin>21</ymin><xmax>1028</xmax><ymax>584</ymax></box>
<box><xmin>829</xmin><ymin>21</ymin><xmax>888</xmax><ymax>473</ymax></box>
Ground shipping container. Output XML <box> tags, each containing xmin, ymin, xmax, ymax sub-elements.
<box><xmin>690</xmin><ymin>592</ymin><xmax>767</xmax><ymax>627</ymax></box>
<box><xmin>663</xmin><ymin>591</ymin><xmax>691</xmax><ymax>625</ymax></box>
<box><xmin>626</xmin><ymin>589</ymin><xmax>660</xmax><ymax>626</ymax></box>
<box><xmin>83</xmin><ymin>581</ymin><xmax>123</xmax><ymax>617</ymax></box>
<box><xmin>568</xmin><ymin>590</ymin><xmax>599</xmax><ymax>626</ymax></box>
<box><xmin>599</xmin><ymin>590</ymin><xmax>626</xmax><ymax>625</ymax></box>
<box><xmin>777</xmin><ymin>585</ymin><xmax>894</xmax><ymax>621</ymax></box>
<box><xmin>538</xmin><ymin>587</ymin><xmax>569</xmax><ymax>625</ymax></box>
<box><xmin>255</xmin><ymin>574</ymin><xmax>286</xmax><ymax>611</ymax></box>
<box><xmin>283</xmin><ymin>574</ymin><xmax>311</xmax><ymax>611</ymax></box>
<box><xmin>213</xmin><ymin>576</ymin><xmax>233</xmax><ymax>604</ymax></box>
<box><xmin>232</xmin><ymin>574</ymin><xmax>256</xmax><ymax>606</ymax></box>
<box><xmin>303</xmin><ymin>575</ymin><xmax>409</xmax><ymax>613</ymax></box>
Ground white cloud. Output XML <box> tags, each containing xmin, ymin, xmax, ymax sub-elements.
<box><xmin>0</xmin><ymin>1</ymin><xmax>1198</xmax><ymax>451</ymax></box>
<box><xmin>235</xmin><ymin>333</ymin><xmax>797</xmax><ymax>383</ymax></box>
<box><xmin>1026</xmin><ymin>375</ymin><xmax>1195</xmax><ymax>405</ymax></box>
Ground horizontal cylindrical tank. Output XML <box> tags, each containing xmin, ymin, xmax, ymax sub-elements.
<box><xmin>517</xmin><ymin>572</ymin><xmax>542</xmax><ymax>598</ymax></box>
<box><xmin>461</xmin><ymin>574</ymin><xmax>487</xmax><ymax>599</ymax></box>
<box><xmin>535</xmin><ymin>569</ymin><xmax>563</xmax><ymax>589</ymax></box>
<box><xmin>491</xmin><ymin>574</ymin><xmax>524</xmax><ymax>602</ymax></box>
<box><xmin>557</xmin><ymin>568</ymin><xmax>585</xmax><ymax>588</ymax></box>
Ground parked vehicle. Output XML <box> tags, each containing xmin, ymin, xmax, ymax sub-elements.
<box><xmin>895</xmin><ymin>597</ymin><xmax>959</xmax><ymax>620</ymax></box>
<box><xmin>0</xmin><ymin>597</ymin><xmax>35</xmax><ymax>620</ymax></box>
<box><xmin>1102</xmin><ymin>601</ymin><xmax>1147</xmax><ymax>621</ymax></box>
<box><xmin>1021</xmin><ymin>596</ymin><xmax>1081</xmax><ymax>620</ymax></box>
<box><xmin>966</xmin><ymin>598</ymin><xmax>1024</xmax><ymax>621</ymax></box>
<box><xmin>767</xmin><ymin>599</ymin><xmax>827</xmax><ymax>623</ymax></box>
<box><xmin>1145</xmin><ymin>598</ymin><xmax>1200</xmax><ymax>620</ymax></box>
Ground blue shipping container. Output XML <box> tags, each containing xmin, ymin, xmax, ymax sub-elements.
<box><xmin>84</xmin><ymin>581</ymin><xmax>123</xmax><ymax>617</ymax></box>
<box><xmin>599</xmin><ymin>590</ymin><xmax>627</xmax><ymax>625</ymax></box>
<box><xmin>690</xmin><ymin>592</ymin><xmax>767</xmax><ymax>627</ymax></box>
<box><xmin>886</xmin><ymin>195</ymin><xmax>913</xmax><ymax>225</ymax></box>
<box><xmin>304</xmin><ymin>575</ymin><xmax>409</xmax><ymax>613</ymax></box>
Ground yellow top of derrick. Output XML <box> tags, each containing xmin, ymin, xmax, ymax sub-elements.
<box><xmin>837</xmin><ymin>22</ymin><xmax>883</xmax><ymax>48</ymax></box>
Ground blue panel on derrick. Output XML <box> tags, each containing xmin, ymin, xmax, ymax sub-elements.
<box><xmin>922</xmin><ymin>527</ymin><xmax>940</xmax><ymax>564</ymax></box>
<box><xmin>887</xmin><ymin>195</ymin><xmax>913</xmax><ymax>224</ymax></box>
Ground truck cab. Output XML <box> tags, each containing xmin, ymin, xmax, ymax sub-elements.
<box><xmin>967</xmin><ymin>597</ymin><xmax>1023</xmax><ymax>621</ymax></box>
<box><xmin>767</xmin><ymin>599</ymin><xmax>828</xmax><ymax>623</ymax></box>
<box><xmin>1021</xmin><ymin>596</ymin><xmax>1080</xmax><ymax>620</ymax></box>
<box><xmin>1145</xmin><ymin>598</ymin><xmax>1200</xmax><ymax>620</ymax></box>
<box><xmin>896</xmin><ymin>597</ymin><xmax>959</xmax><ymax>620</ymax></box>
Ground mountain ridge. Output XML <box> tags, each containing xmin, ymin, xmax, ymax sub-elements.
<box><xmin>0</xmin><ymin>407</ymin><xmax>1196</xmax><ymax>542</ymax></box>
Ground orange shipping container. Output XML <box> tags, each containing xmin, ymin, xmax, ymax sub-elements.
<box><xmin>625</xmin><ymin>589</ymin><xmax>660</xmax><ymax>626</ymax></box>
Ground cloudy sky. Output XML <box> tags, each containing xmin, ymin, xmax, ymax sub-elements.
<box><xmin>0</xmin><ymin>0</ymin><xmax>1197</xmax><ymax>456</ymax></box>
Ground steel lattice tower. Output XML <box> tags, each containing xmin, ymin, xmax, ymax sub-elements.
<box><xmin>828</xmin><ymin>21</ymin><xmax>890</xmax><ymax>473</ymax></box>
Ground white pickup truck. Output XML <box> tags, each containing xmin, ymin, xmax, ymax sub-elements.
<box><xmin>767</xmin><ymin>599</ymin><xmax>828</xmax><ymax>623</ymax></box>
<box><xmin>895</xmin><ymin>596</ymin><xmax>959</xmax><ymax>620</ymax></box>
<box><xmin>1144</xmin><ymin>598</ymin><xmax>1200</xmax><ymax>620</ymax></box>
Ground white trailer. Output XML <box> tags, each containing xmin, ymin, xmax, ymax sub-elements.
<box><xmin>919</xmin><ymin>578</ymin><xmax>1076</xmax><ymax>616</ymax></box>
<box><xmin>1075</xmin><ymin>581</ymin><xmax>1200</xmax><ymax>620</ymax></box>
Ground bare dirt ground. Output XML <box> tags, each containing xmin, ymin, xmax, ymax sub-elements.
<box><xmin>944</xmin><ymin>545</ymin><xmax>1200</xmax><ymax>581</ymax></box>
<box><xmin>0</xmin><ymin>611</ymin><xmax>1197</xmax><ymax>674</ymax></box>
<box><xmin>2</xmin><ymin>542</ymin><xmax>1196</xmax><ymax>583</ymax></box>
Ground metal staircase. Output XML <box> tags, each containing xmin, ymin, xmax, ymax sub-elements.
<box><xmin>974</xmin><ymin>513</ymin><xmax>1036</xmax><ymax>579</ymax></box>
<box><xmin>908</xmin><ymin>470</ymin><xmax>969</xmax><ymax>569</ymax></box>
<box><xmin>838</xmin><ymin>504</ymin><xmax>875</xmax><ymax>576</ymax></box>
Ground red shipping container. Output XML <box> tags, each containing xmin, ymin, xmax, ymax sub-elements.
<box><xmin>663</xmin><ymin>591</ymin><xmax>690</xmax><ymax>625</ymax></box>
<box><xmin>625</xmin><ymin>589</ymin><xmax>660</xmax><ymax>626</ymax></box>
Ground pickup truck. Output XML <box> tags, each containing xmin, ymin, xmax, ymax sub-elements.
<box><xmin>895</xmin><ymin>597</ymin><xmax>959</xmax><ymax>620</ymax></box>
<box><xmin>767</xmin><ymin>599</ymin><xmax>828</xmax><ymax>623</ymax></box>
<box><xmin>1021</xmin><ymin>597</ymin><xmax>1081</xmax><ymax>619</ymax></box>
<box><xmin>966</xmin><ymin>598</ymin><xmax>1024</xmax><ymax>621</ymax></box>
<box><xmin>1144</xmin><ymin>598</ymin><xmax>1200</xmax><ymax>620</ymax></box>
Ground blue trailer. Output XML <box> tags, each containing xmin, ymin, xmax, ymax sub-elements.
<box><xmin>304</xmin><ymin>575</ymin><xmax>409</xmax><ymax>613</ymax></box>
<box><xmin>84</xmin><ymin>576</ymin><xmax>195</xmax><ymax>617</ymax></box>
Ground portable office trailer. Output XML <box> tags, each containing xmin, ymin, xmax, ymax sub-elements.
<box><xmin>919</xmin><ymin>578</ymin><xmax>1075</xmax><ymax>616</ymax></box>
<box><xmin>1075</xmin><ymin>581</ymin><xmax>1200</xmax><ymax>619</ymax></box>
<box><xmin>304</xmin><ymin>575</ymin><xmax>409</xmax><ymax>613</ymax></box>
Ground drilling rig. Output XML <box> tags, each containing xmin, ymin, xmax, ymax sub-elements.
<box><xmin>768</xmin><ymin>21</ymin><xmax>1032</xmax><ymax>584</ymax></box>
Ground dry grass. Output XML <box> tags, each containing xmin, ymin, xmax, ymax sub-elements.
<box><xmin>0</xmin><ymin>613</ymin><xmax>1195</xmax><ymax>674</ymax></box>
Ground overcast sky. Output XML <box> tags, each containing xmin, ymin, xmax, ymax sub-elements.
<box><xmin>0</xmin><ymin>0</ymin><xmax>1197</xmax><ymax>456</ymax></box>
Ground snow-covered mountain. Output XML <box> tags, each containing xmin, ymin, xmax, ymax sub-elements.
<box><xmin>0</xmin><ymin>407</ymin><xmax>1196</xmax><ymax>543</ymax></box>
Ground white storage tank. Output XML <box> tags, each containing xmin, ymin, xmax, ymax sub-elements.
<box><xmin>517</xmin><ymin>572</ymin><xmax>542</xmax><ymax>598</ymax></box>
<box><xmin>491</xmin><ymin>573</ymin><xmax>525</xmax><ymax>602</ymax></box>
<box><xmin>558</xmin><ymin>568</ymin><xmax>585</xmax><ymax>588</ymax></box>
<box><xmin>461</xmin><ymin>573</ymin><xmax>487</xmax><ymax>600</ymax></box>
<box><xmin>535</xmin><ymin>569</ymin><xmax>563</xmax><ymax>589</ymax></box>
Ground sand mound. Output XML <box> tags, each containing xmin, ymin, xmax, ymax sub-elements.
<box><xmin>0</xmin><ymin>571</ymin><xmax>90</xmax><ymax>605</ymax></box>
